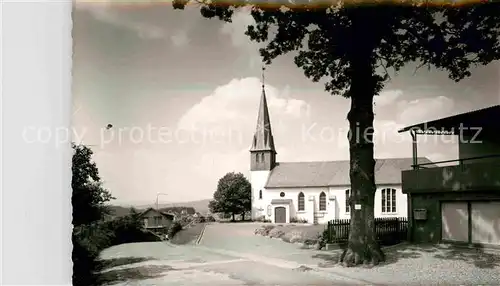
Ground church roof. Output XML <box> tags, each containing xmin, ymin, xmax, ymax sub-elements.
<box><xmin>250</xmin><ymin>69</ymin><xmax>276</xmax><ymax>152</ymax></box>
<box><xmin>264</xmin><ymin>157</ymin><xmax>434</xmax><ymax>188</ymax></box>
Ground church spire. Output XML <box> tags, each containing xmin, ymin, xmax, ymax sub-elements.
<box><xmin>250</xmin><ymin>66</ymin><xmax>276</xmax><ymax>152</ymax></box>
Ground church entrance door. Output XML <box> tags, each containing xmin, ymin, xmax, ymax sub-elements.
<box><xmin>274</xmin><ymin>207</ymin><xmax>286</xmax><ymax>223</ymax></box>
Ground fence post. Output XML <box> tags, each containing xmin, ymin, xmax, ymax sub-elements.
<box><xmin>327</xmin><ymin>221</ymin><xmax>331</xmax><ymax>242</ymax></box>
<box><xmin>396</xmin><ymin>217</ymin><xmax>400</xmax><ymax>241</ymax></box>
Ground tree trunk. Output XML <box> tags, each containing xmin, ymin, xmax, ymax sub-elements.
<box><xmin>339</xmin><ymin>51</ymin><xmax>385</xmax><ymax>267</ymax></box>
<box><xmin>241</xmin><ymin>212</ymin><xmax>245</xmax><ymax>221</ymax></box>
<box><xmin>231</xmin><ymin>213</ymin><xmax>235</xmax><ymax>221</ymax></box>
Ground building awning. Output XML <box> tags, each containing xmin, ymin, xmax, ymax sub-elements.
<box><xmin>398</xmin><ymin>105</ymin><xmax>500</xmax><ymax>135</ymax></box>
<box><xmin>270</xmin><ymin>199</ymin><xmax>292</xmax><ymax>205</ymax></box>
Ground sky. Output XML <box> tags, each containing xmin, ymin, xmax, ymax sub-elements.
<box><xmin>72</xmin><ymin>2</ymin><xmax>500</xmax><ymax>205</ymax></box>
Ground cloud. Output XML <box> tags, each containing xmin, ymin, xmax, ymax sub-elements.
<box><xmin>372</xmin><ymin>94</ymin><xmax>461</xmax><ymax>162</ymax></box>
<box><xmin>170</xmin><ymin>30</ymin><xmax>190</xmax><ymax>47</ymax></box>
<box><xmin>374</xmin><ymin>89</ymin><xmax>403</xmax><ymax>108</ymax></box>
<box><xmin>219</xmin><ymin>8</ymin><xmax>253</xmax><ymax>47</ymax></box>
<box><xmin>397</xmin><ymin>95</ymin><xmax>456</xmax><ymax>125</ymax></box>
<box><xmin>177</xmin><ymin>77</ymin><xmax>310</xmax><ymax>136</ymax></box>
<box><xmin>219</xmin><ymin>7</ymin><xmax>263</xmax><ymax>68</ymax></box>
<box><xmin>76</xmin><ymin>4</ymin><xmax>167</xmax><ymax>40</ymax></box>
<box><xmin>76</xmin><ymin>2</ymin><xmax>192</xmax><ymax>46</ymax></box>
<box><xmin>178</xmin><ymin>77</ymin><xmax>311</xmax><ymax>187</ymax></box>
<box><xmin>332</xmin><ymin>117</ymin><xmax>410</xmax><ymax>158</ymax></box>
<box><xmin>194</xmin><ymin>148</ymin><xmax>250</xmax><ymax>181</ymax></box>
<box><xmin>372</xmin><ymin>94</ymin><xmax>463</xmax><ymax>159</ymax></box>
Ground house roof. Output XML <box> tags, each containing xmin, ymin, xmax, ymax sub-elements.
<box><xmin>398</xmin><ymin>105</ymin><xmax>500</xmax><ymax>134</ymax></box>
<box><xmin>139</xmin><ymin>207</ymin><xmax>175</xmax><ymax>220</ymax></box>
<box><xmin>264</xmin><ymin>157</ymin><xmax>434</xmax><ymax>188</ymax></box>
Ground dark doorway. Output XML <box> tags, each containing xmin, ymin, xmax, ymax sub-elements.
<box><xmin>274</xmin><ymin>207</ymin><xmax>286</xmax><ymax>223</ymax></box>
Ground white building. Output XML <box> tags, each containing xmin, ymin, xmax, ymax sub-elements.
<box><xmin>249</xmin><ymin>82</ymin><xmax>433</xmax><ymax>224</ymax></box>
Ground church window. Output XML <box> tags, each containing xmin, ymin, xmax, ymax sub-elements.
<box><xmin>298</xmin><ymin>192</ymin><xmax>305</xmax><ymax>211</ymax></box>
<box><xmin>345</xmin><ymin>189</ymin><xmax>351</xmax><ymax>213</ymax></box>
<box><xmin>260</xmin><ymin>153</ymin><xmax>265</xmax><ymax>162</ymax></box>
<box><xmin>319</xmin><ymin>192</ymin><xmax>327</xmax><ymax>211</ymax></box>
<box><xmin>280</xmin><ymin>192</ymin><xmax>285</xmax><ymax>197</ymax></box>
<box><xmin>381</xmin><ymin>188</ymin><xmax>397</xmax><ymax>213</ymax></box>
<box><xmin>256</xmin><ymin>153</ymin><xmax>260</xmax><ymax>163</ymax></box>
<box><xmin>259</xmin><ymin>190</ymin><xmax>262</xmax><ymax>199</ymax></box>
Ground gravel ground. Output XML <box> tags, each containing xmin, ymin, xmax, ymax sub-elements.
<box><xmin>203</xmin><ymin>223</ymin><xmax>500</xmax><ymax>285</ymax></box>
<box><xmin>170</xmin><ymin>223</ymin><xmax>206</xmax><ymax>245</ymax></box>
<box><xmin>313</xmin><ymin>243</ymin><xmax>500</xmax><ymax>285</ymax></box>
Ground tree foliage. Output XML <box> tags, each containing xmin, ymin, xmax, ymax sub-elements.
<box><xmin>174</xmin><ymin>0</ymin><xmax>500</xmax><ymax>266</ymax></box>
<box><xmin>175</xmin><ymin>1</ymin><xmax>500</xmax><ymax>95</ymax></box>
<box><xmin>72</xmin><ymin>143</ymin><xmax>114</xmax><ymax>226</ymax></box>
<box><xmin>209</xmin><ymin>172</ymin><xmax>251</xmax><ymax>220</ymax></box>
<box><xmin>168</xmin><ymin>221</ymin><xmax>183</xmax><ymax>239</ymax></box>
<box><xmin>159</xmin><ymin>206</ymin><xmax>196</xmax><ymax>215</ymax></box>
<box><xmin>71</xmin><ymin>144</ymin><xmax>156</xmax><ymax>285</ymax></box>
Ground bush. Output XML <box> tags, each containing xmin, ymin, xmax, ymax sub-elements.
<box><xmin>318</xmin><ymin>229</ymin><xmax>329</xmax><ymax>250</ymax></box>
<box><xmin>268</xmin><ymin>227</ymin><xmax>286</xmax><ymax>239</ymax></box>
<box><xmin>106</xmin><ymin>216</ymin><xmax>159</xmax><ymax>245</ymax></box>
<box><xmin>290</xmin><ymin>217</ymin><xmax>308</xmax><ymax>223</ymax></box>
<box><xmin>281</xmin><ymin>230</ymin><xmax>301</xmax><ymax>243</ymax></box>
<box><xmin>254</xmin><ymin>225</ymin><xmax>275</xmax><ymax>236</ymax></box>
<box><xmin>72</xmin><ymin>224</ymin><xmax>109</xmax><ymax>286</ymax></box>
<box><xmin>168</xmin><ymin>221</ymin><xmax>183</xmax><ymax>239</ymax></box>
<box><xmin>72</xmin><ymin>214</ymin><xmax>159</xmax><ymax>286</ymax></box>
<box><xmin>176</xmin><ymin>215</ymin><xmax>193</xmax><ymax>227</ymax></box>
<box><xmin>255</xmin><ymin>215</ymin><xmax>271</xmax><ymax>223</ymax></box>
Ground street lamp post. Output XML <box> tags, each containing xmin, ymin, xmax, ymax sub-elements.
<box><xmin>156</xmin><ymin>193</ymin><xmax>168</xmax><ymax>211</ymax></box>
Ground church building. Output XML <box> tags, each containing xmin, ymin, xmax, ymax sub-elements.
<box><xmin>249</xmin><ymin>79</ymin><xmax>433</xmax><ymax>224</ymax></box>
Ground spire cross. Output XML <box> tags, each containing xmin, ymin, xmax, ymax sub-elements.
<box><xmin>261</xmin><ymin>66</ymin><xmax>266</xmax><ymax>90</ymax></box>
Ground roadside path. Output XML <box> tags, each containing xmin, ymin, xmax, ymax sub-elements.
<box><xmin>170</xmin><ymin>223</ymin><xmax>206</xmax><ymax>245</ymax></box>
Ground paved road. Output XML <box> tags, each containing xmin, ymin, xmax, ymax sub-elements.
<box><xmin>98</xmin><ymin>223</ymin><xmax>366</xmax><ymax>285</ymax></box>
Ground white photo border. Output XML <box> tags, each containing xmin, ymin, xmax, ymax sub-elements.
<box><xmin>1</xmin><ymin>1</ymin><xmax>73</xmax><ymax>284</ymax></box>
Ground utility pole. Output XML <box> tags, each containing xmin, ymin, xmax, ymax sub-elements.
<box><xmin>156</xmin><ymin>193</ymin><xmax>168</xmax><ymax>210</ymax></box>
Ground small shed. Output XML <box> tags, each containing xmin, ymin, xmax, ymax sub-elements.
<box><xmin>139</xmin><ymin>208</ymin><xmax>175</xmax><ymax>233</ymax></box>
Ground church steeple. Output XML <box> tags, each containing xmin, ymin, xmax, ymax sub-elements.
<box><xmin>250</xmin><ymin>66</ymin><xmax>277</xmax><ymax>171</ymax></box>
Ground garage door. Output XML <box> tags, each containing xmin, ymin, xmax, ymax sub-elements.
<box><xmin>471</xmin><ymin>201</ymin><xmax>500</xmax><ymax>245</ymax></box>
<box><xmin>441</xmin><ymin>202</ymin><xmax>469</xmax><ymax>243</ymax></box>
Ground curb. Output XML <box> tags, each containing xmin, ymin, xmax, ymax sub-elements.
<box><xmin>324</xmin><ymin>242</ymin><xmax>408</xmax><ymax>252</ymax></box>
<box><xmin>195</xmin><ymin>223</ymin><xmax>208</xmax><ymax>245</ymax></box>
<box><xmin>382</xmin><ymin>242</ymin><xmax>409</xmax><ymax>251</ymax></box>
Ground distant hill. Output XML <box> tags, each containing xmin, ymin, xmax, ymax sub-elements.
<box><xmin>109</xmin><ymin>205</ymin><xmax>135</xmax><ymax>217</ymax></box>
<box><xmin>108</xmin><ymin>198</ymin><xmax>212</xmax><ymax>218</ymax></box>
<box><xmin>107</xmin><ymin>205</ymin><xmax>138</xmax><ymax>218</ymax></box>
<box><xmin>141</xmin><ymin>199</ymin><xmax>212</xmax><ymax>214</ymax></box>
